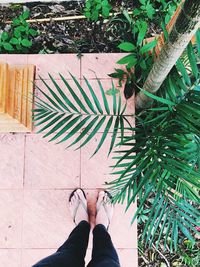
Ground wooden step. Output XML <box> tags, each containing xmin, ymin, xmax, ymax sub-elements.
<box><xmin>0</xmin><ymin>63</ymin><xmax>35</xmax><ymax>133</ymax></box>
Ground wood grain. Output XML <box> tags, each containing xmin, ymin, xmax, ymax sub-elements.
<box><xmin>0</xmin><ymin>63</ymin><xmax>35</xmax><ymax>133</ymax></box>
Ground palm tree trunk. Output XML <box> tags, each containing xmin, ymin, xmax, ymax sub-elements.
<box><xmin>136</xmin><ymin>0</ymin><xmax>200</xmax><ymax>109</ymax></box>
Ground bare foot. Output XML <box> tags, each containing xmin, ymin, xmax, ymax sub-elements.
<box><xmin>96</xmin><ymin>191</ymin><xmax>114</xmax><ymax>229</ymax></box>
<box><xmin>69</xmin><ymin>189</ymin><xmax>89</xmax><ymax>225</ymax></box>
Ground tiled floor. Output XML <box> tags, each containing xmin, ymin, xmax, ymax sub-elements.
<box><xmin>0</xmin><ymin>54</ymin><xmax>137</xmax><ymax>267</ymax></box>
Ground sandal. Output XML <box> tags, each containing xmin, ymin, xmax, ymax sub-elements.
<box><xmin>69</xmin><ymin>188</ymin><xmax>88</xmax><ymax>225</ymax></box>
<box><xmin>96</xmin><ymin>191</ymin><xmax>114</xmax><ymax>230</ymax></box>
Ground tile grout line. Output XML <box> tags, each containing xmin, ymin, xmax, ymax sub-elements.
<box><xmin>20</xmin><ymin>134</ymin><xmax>27</xmax><ymax>267</ymax></box>
<box><xmin>23</xmin><ymin>135</ymin><xmax>27</xmax><ymax>187</ymax></box>
<box><xmin>80</xmin><ymin>145</ymin><xmax>82</xmax><ymax>189</ymax></box>
<box><xmin>80</xmin><ymin>55</ymin><xmax>82</xmax><ymax>189</ymax></box>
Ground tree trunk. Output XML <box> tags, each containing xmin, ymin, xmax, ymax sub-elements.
<box><xmin>136</xmin><ymin>0</ymin><xmax>200</xmax><ymax>109</ymax></box>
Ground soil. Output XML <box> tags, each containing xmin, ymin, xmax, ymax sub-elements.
<box><xmin>0</xmin><ymin>0</ymin><xmax>157</xmax><ymax>54</ymax></box>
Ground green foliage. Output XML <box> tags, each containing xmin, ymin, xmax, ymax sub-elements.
<box><xmin>0</xmin><ymin>11</ymin><xmax>37</xmax><ymax>53</ymax></box>
<box><xmin>133</xmin><ymin>0</ymin><xmax>156</xmax><ymax>20</ymax></box>
<box><xmin>33</xmin><ymin>73</ymin><xmax>130</xmax><ymax>156</ymax></box>
<box><xmin>133</xmin><ymin>0</ymin><xmax>179</xmax><ymax>24</ymax></box>
<box><xmin>109</xmin><ymin>0</ymin><xmax>181</xmax><ymax>92</ymax></box>
<box><xmin>139</xmin><ymin>237</ymin><xmax>200</xmax><ymax>266</ymax></box>
<box><xmin>109</xmin><ymin>17</ymin><xmax>156</xmax><ymax>93</ymax></box>
<box><xmin>84</xmin><ymin>0</ymin><xmax>112</xmax><ymax>21</ymax></box>
<box><xmin>33</xmin><ymin>42</ymin><xmax>200</xmax><ymax>250</ymax></box>
<box><xmin>107</xmin><ymin>43</ymin><xmax>200</xmax><ymax>251</ymax></box>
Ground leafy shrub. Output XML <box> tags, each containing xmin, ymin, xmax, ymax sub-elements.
<box><xmin>108</xmin><ymin>0</ymin><xmax>181</xmax><ymax>96</ymax></box>
<box><xmin>84</xmin><ymin>0</ymin><xmax>112</xmax><ymax>21</ymax></box>
<box><xmin>0</xmin><ymin>10</ymin><xmax>37</xmax><ymax>53</ymax></box>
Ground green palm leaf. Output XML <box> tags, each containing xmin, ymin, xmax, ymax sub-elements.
<box><xmin>108</xmin><ymin>85</ymin><xmax>200</xmax><ymax>251</ymax></box>
<box><xmin>33</xmin><ymin>74</ymin><xmax>130</xmax><ymax>155</ymax></box>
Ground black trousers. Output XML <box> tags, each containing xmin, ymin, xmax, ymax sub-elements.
<box><xmin>32</xmin><ymin>221</ymin><xmax>121</xmax><ymax>267</ymax></box>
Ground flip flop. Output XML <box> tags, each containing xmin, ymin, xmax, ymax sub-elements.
<box><xmin>96</xmin><ymin>191</ymin><xmax>113</xmax><ymax>230</ymax></box>
<box><xmin>69</xmin><ymin>188</ymin><xmax>88</xmax><ymax>225</ymax></box>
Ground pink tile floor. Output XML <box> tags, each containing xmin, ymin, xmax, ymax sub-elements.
<box><xmin>0</xmin><ymin>54</ymin><xmax>137</xmax><ymax>267</ymax></box>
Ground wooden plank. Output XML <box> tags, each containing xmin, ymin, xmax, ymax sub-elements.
<box><xmin>21</xmin><ymin>66</ymin><xmax>28</xmax><ymax>126</ymax></box>
<box><xmin>0</xmin><ymin>64</ymin><xmax>2</xmax><ymax>112</ymax></box>
<box><xmin>0</xmin><ymin>63</ymin><xmax>9</xmax><ymax>113</ymax></box>
<box><xmin>0</xmin><ymin>63</ymin><xmax>35</xmax><ymax>133</ymax></box>
<box><xmin>26</xmin><ymin>65</ymin><xmax>35</xmax><ymax>131</ymax></box>
<box><xmin>14</xmin><ymin>67</ymin><xmax>23</xmax><ymax>121</ymax></box>
<box><xmin>0</xmin><ymin>113</ymin><xmax>30</xmax><ymax>132</ymax></box>
<box><xmin>7</xmin><ymin>66</ymin><xmax>16</xmax><ymax>117</ymax></box>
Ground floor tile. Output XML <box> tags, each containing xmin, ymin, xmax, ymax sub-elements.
<box><xmin>117</xmin><ymin>249</ymin><xmax>138</xmax><ymax>267</ymax></box>
<box><xmin>6</xmin><ymin>54</ymin><xmax>28</xmax><ymax>65</ymax></box>
<box><xmin>81</xmin><ymin>53</ymin><xmax>128</xmax><ymax>79</ymax></box>
<box><xmin>22</xmin><ymin>190</ymin><xmax>75</xmax><ymax>248</ymax></box>
<box><xmin>0</xmin><ymin>55</ymin><xmax>7</xmax><ymax>63</ymax></box>
<box><xmin>0</xmin><ymin>134</ymin><xmax>24</xmax><ymax>189</ymax></box>
<box><xmin>28</xmin><ymin>54</ymin><xmax>81</xmax><ymax>80</ymax></box>
<box><xmin>85</xmin><ymin>190</ymin><xmax>137</xmax><ymax>249</ymax></box>
<box><xmin>0</xmin><ymin>249</ymin><xmax>21</xmax><ymax>267</ymax></box>
<box><xmin>24</xmin><ymin>134</ymin><xmax>80</xmax><ymax>189</ymax></box>
<box><xmin>22</xmin><ymin>249</ymin><xmax>55</xmax><ymax>267</ymax></box>
<box><xmin>0</xmin><ymin>190</ymin><xmax>23</xmax><ymax>248</ymax></box>
<box><xmin>81</xmin><ymin>133</ymin><xmax>115</xmax><ymax>189</ymax></box>
<box><xmin>110</xmin><ymin>203</ymin><xmax>137</xmax><ymax>249</ymax></box>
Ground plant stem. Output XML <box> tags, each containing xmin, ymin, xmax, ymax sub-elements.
<box><xmin>152</xmin><ymin>243</ymin><xmax>170</xmax><ymax>267</ymax></box>
<box><xmin>136</xmin><ymin>0</ymin><xmax>200</xmax><ymax>109</ymax></box>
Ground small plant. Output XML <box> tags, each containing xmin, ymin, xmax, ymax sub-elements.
<box><xmin>133</xmin><ymin>0</ymin><xmax>156</xmax><ymax>20</ymax></box>
<box><xmin>0</xmin><ymin>10</ymin><xmax>37</xmax><ymax>53</ymax></box>
<box><xmin>109</xmin><ymin>11</ymin><xmax>157</xmax><ymax>98</ymax></box>
<box><xmin>108</xmin><ymin>0</ymin><xmax>181</xmax><ymax>97</ymax></box>
<box><xmin>84</xmin><ymin>0</ymin><xmax>112</xmax><ymax>21</ymax></box>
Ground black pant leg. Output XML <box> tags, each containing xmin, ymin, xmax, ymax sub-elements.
<box><xmin>87</xmin><ymin>224</ymin><xmax>121</xmax><ymax>267</ymax></box>
<box><xmin>32</xmin><ymin>221</ymin><xmax>90</xmax><ymax>267</ymax></box>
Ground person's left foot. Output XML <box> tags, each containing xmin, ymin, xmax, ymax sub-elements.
<box><xmin>96</xmin><ymin>191</ymin><xmax>114</xmax><ymax>229</ymax></box>
<box><xmin>69</xmin><ymin>189</ymin><xmax>89</xmax><ymax>225</ymax></box>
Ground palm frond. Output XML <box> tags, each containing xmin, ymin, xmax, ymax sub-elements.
<box><xmin>108</xmin><ymin>86</ymin><xmax>200</xmax><ymax>250</ymax></box>
<box><xmin>33</xmin><ymin>74</ymin><xmax>133</xmax><ymax>155</ymax></box>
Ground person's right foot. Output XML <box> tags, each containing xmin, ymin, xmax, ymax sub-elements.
<box><xmin>96</xmin><ymin>191</ymin><xmax>114</xmax><ymax>229</ymax></box>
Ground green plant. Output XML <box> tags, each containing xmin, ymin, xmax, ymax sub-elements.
<box><xmin>109</xmin><ymin>11</ymin><xmax>157</xmax><ymax>98</ymax></box>
<box><xmin>33</xmin><ymin>73</ymin><xmax>130</xmax><ymax>156</ymax></box>
<box><xmin>138</xmin><ymin>237</ymin><xmax>200</xmax><ymax>266</ymax></box>
<box><xmin>108</xmin><ymin>0</ymin><xmax>181</xmax><ymax>96</ymax></box>
<box><xmin>33</xmin><ymin>38</ymin><xmax>200</xmax><ymax>250</ymax></box>
<box><xmin>156</xmin><ymin>0</ymin><xmax>180</xmax><ymax>25</ymax></box>
<box><xmin>84</xmin><ymin>0</ymin><xmax>112</xmax><ymax>21</ymax></box>
<box><xmin>0</xmin><ymin>10</ymin><xmax>37</xmax><ymax>53</ymax></box>
<box><xmin>133</xmin><ymin>0</ymin><xmax>156</xmax><ymax>20</ymax></box>
<box><xmin>109</xmin><ymin>40</ymin><xmax>200</xmax><ymax>251</ymax></box>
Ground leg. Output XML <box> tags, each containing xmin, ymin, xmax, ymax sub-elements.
<box><xmin>32</xmin><ymin>220</ymin><xmax>90</xmax><ymax>267</ymax></box>
<box><xmin>32</xmin><ymin>189</ymin><xmax>90</xmax><ymax>267</ymax></box>
<box><xmin>87</xmin><ymin>191</ymin><xmax>121</xmax><ymax>267</ymax></box>
<box><xmin>87</xmin><ymin>224</ymin><xmax>120</xmax><ymax>267</ymax></box>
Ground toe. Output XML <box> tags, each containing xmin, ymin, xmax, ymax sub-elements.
<box><xmin>77</xmin><ymin>189</ymin><xmax>85</xmax><ymax>202</ymax></box>
<box><xmin>74</xmin><ymin>191</ymin><xmax>79</xmax><ymax>200</ymax></box>
<box><xmin>72</xmin><ymin>195</ymin><xmax>76</xmax><ymax>204</ymax></box>
<box><xmin>104</xmin><ymin>193</ymin><xmax>108</xmax><ymax>201</ymax></box>
<box><xmin>98</xmin><ymin>191</ymin><xmax>105</xmax><ymax>201</ymax></box>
